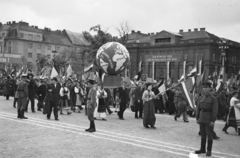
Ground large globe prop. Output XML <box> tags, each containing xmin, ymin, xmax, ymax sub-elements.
<box><xmin>96</xmin><ymin>42</ymin><xmax>130</xmax><ymax>75</ymax></box>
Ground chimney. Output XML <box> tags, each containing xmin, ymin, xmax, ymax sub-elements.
<box><xmin>148</xmin><ymin>33</ymin><xmax>150</xmax><ymax>35</ymax></box>
<box><xmin>179</xmin><ymin>29</ymin><xmax>183</xmax><ymax>33</ymax></box>
<box><xmin>151</xmin><ymin>32</ymin><xmax>154</xmax><ymax>35</ymax></box>
<box><xmin>188</xmin><ymin>29</ymin><xmax>191</xmax><ymax>32</ymax></box>
<box><xmin>200</xmin><ymin>28</ymin><xmax>205</xmax><ymax>31</ymax></box>
<box><xmin>12</xmin><ymin>21</ymin><xmax>16</xmax><ymax>24</ymax></box>
<box><xmin>35</xmin><ymin>26</ymin><xmax>38</xmax><ymax>29</ymax></box>
<box><xmin>194</xmin><ymin>28</ymin><xmax>198</xmax><ymax>32</ymax></box>
<box><xmin>131</xmin><ymin>30</ymin><xmax>135</xmax><ymax>33</ymax></box>
<box><xmin>137</xmin><ymin>31</ymin><xmax>141</xmax><ymax>33</ymax></box>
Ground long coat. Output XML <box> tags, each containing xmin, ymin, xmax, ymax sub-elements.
<box><xmin>87</xmin><ymin>87</ymin><xmax>97</xmax><ymax>121</ymax></box>
<box><xmin>37</xmin><ymin>84</ymin><xmax>47</xmax><ymax>102</ymax></box>
<box><xmin>17</xmin><ymin>80</ymin><xmax>28</xmax><ymax>110</ymax></box>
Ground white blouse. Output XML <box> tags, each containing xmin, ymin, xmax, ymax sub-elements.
<box><xmin>142</xmin><ymin>90</ymin><xmax>156</xmax><ymax>102</ymax></box>
<box><xmin>230</xmin><ymin>97</ymin><xmax>240</xmax><ymax>109</ymax></box>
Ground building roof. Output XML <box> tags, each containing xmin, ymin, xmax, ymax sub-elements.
<box><xmin>1</xmin><ymin>25</ymin><xmax>11</xmax><ymax>31</ymax></box>
<box><xmin>43</xmin><ymin>32</ymin><xmax>72</xmax><ymax>46</ymax></box>
<box><xmin>14</xmin><ymin>23</ymin><xmax>42</xmax><ymax>33</ymax></box>
<box><xmin>66</xmin><ymin>30</ymin><xmax>89</xmax><ymax>46</ymax></box>
<box><xmin>180</xmin><ymin>30</ymin><xmax>220</xmax><ymax>40</ymax></box>
<box><xmin>162</xmin><ymin>30</ymin><xmax>183</xmax><ymax>37</ymax></box>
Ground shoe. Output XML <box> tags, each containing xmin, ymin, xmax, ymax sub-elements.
<box><xmin>67</xmin><ymin>112</ymin><xmax>72</xmax><ymax>115</ymax></box>
<box><xmin>222</xmin><ymin>128</ymin><xmax>228</xmax><ymax>134</ymax></box>
<box><xmin>195</xmin><ymin>149</ymin><xmax>206</xmax><ymax>154</ymax></box>
<box><xmin>151</xmin><ymin>126</ymin><xmax>156</xmax><ymax>129</ymax></box>
<box><xmin>102</xmin><ymin>118</ymin><xmax>107</xmax><ymax>121</ymax></box>
<box><xmin>135</xmin><ymin>116</ymin><xmax>139</xmax><ymax>119</ymax></box>
<box><xmin>120</xmin><ymin>118</ymin><xmax>124</xmax><ymax>120</ymax></box>
<box><xmin>55</xmin><ymin>118</ymin><xmax>59</xmax><ymax>121</ymax></box>
<box><xmin>85</xmin><ymin>128</ymin><xmax>91</xmax><ymax>132</ymax></box>
<box><xmin>184</xmin><ymin>120</ymin><xmax>189</xmax><ymax>123</ymax></box>
<box><xmin>145</xmin><ymin>126</ymin><xmax>150</xmax><ymax>128</ymax></box>
<box><xmin>213</xmin><ymin>136</ymin><xmax>220</xmax><ymax>140</ymax></box>
<box><xmin>174</xmin><ymin>116</ymin><xmax>177</xmax><ymax>121</ymax></box>
<box><xmin>37</xmin><ymin>109</ymin><xmax>42</xmax><ymax>111</ymax></box>
<box><xmin>88</xmin><ymin>128</ymin><xmax>96</xmax><ymax>133</ymax></box>
<box><xmin>32</xmin><ymin>111</ymin><xmax>36</xmax><ymax>113</ymax></box>
<box><xmin>109</xmin><ymin>111</ymin><xmax>113</xmax><ymax>115</ymax></box>
<box><xmin>47</xmin><ymin>117</ymin><xmax>50</xmax><ymax>120</ymax></box>
<box><xmin>206</xmin><ymin>151</ymin><xmax>212</xmax><ymax>156</ymax></box>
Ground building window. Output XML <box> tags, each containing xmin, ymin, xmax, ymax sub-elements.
<box><xmin>28</xmin><ymin>34</ymin><xmax>33</xmax><ymax>40</ymax></box>
<box><xmin>37</xmin><ymin>35</ymin><xmax>41</xmax><ymax>41</ymax></box>
<box><xmin>2</xmin><ymin>33</ymin><xmax>5</xmax><ymax>37</ymax></box>
<box><xmin>155</xmin><ymin>38</ymin><xmax>171</xmax><ymax>44</ymax></box>
<box><xmin>20</xmin><ymin>33</ymin><xmax>24</xmax><ymax>38</ymax></box>
<box><xmin>28</xmin><ymin>43</ymin><xmax>33</xmax><ymax>48</ymax></box>
<box><xmin>37</xmin><ymin>53</ymin><xmax>41</xmax><ymax>58</ymax></box>
<box><xmin>48</xmin><ymin>45</ymin><xmax>51</xmax><ymax>50</ymax></box>
<box><xmin>37</xmin><ymin>44</ymin><xmax>41</xmax><ymax>50</ymax></box>
<box><xmin>28</xmin><ymin>53</ymin><xmax>33</xmax><ymax>58</ymax></box>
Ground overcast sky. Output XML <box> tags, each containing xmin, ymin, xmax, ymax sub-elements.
<box><xmin>1</xmin><ymin>0</ymin><xmax>240</xmax><ymax>42</ymax></box>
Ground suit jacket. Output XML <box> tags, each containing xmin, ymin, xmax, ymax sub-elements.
<box><xmin>134</xmin><ymin>87</ymin><xmax>144</xmax><ymax>101</ymax></box>
<box><xmin>50</xmin><ymin>83</ymin><xmax>61</xmax><ymax>102</ymax></box>
<box><xmin>118</xmin><ymin>87</ymin><xmax>128</xmax><ymax>104</ymax></box>
<box><xmin>37</xmin><ymin>84</ymin><xmax>47</xmax><ymax>101</ymax></box>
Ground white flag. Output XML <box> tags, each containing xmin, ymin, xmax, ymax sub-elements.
<box><xmin>66</xmin><ymin>64</ymin><xmax>73</xmax><ymax>77</ymax></box>
<box><xmin>50</xmin><ymin>67</ymin><xmax>58</xmax><ymax>79</ymax></box>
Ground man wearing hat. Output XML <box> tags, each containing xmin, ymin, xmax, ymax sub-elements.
<box><xmin>36</xmin><ymin>77</ymin><xmax>47</xmax><ymax>111</ymax></box>
<box><xmin>195</xmin><ymin>81</ymin><xmax>218</xmax><ymax>156</ymax></box>
<box><xmin>118</xmin><ymin>81</ymin><xmax>129</xmax><ymax>120</ymax></box>
<box><xmin>85</xmin><ymin>79</ymin><xmax>98</xmax><ymax>132</ymax></box>
<box><xmin>16</xmin><ymin>74</ymin><xmax>29</xmax><ymax>119</ymax></box>
<box><xmin>25</xmin><ymin>73</ymin><xmax>37</xmax><ymax>112</ymax></box>
<box><xmin>47</xmin><ymin>77</ymin><xmax>61</xmax><ymax>120</ymax></box>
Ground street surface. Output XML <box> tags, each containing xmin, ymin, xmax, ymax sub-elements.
<box><xmin>0</xmin><ymin>96</ymin><xmax>239</xmax><ymax>158</ymax></box>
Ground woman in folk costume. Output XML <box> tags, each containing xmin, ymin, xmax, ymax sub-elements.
<box><xmin>142</xmin><ymin>83</ymin><xmax>159</xmax><ymax>129</ymax></box>
<box><xmin>59</xmin><ymin>80</ymin><xmax>72</xmax><ymax>115</ymax></box>
<box><xmin>74</xmin><ymin>81</ymin><xmax>84</xmax><ymax>113</ymax></box>
<box><xmin>94</xmin><ymin>84</ymin><xmax>108</xmax><ymax>120</ymax></box>
<box><xmin>222</xmin><ymin>91</ymin><xmax>240</xmax><ymax>135</ymax></box>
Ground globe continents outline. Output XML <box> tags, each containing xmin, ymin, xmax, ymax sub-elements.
<box><xmin>96</xmin><ymin>42</ymin><xmax>130</xmax><ymax>75</ymax></box>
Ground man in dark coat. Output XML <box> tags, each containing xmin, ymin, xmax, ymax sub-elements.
<box><xmin>37</xmin><ymin>78</ymin><xmax>47</xmax><ymax>111</ymax></box>
<box><xmin>4</xmin><ymin>76</ymin><xmax>13</xmax><ymax>100</ymax></box>
<box><xmin>17</xmin><ymin>74</ymin><xmax>28</xmax><ymax>119</ymax></box>
<box><xmin>47</xmin><ymin>77</ymin><xmax>61</xmax><ymax>121</ymax></box>
<box><xmin>195</xmin><ymin>81</ymin><xmax>218</xmax><ymax>156</ymax></box>
<box><xmin>118</xmin><ymin>81</ymin><xmax>129</xmax><ymax>120</ymax></box>
<box><xmin>134</xmin><ymin>82</ymin><xmax>144</xmax><ymax>118</ymax></box>
<box><xmin>25</xmin><ymin>73</ymin><xmax>38</xmax><ymax>112</ymax></box>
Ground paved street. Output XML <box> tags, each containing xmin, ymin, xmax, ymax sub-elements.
<box><xmin>0</xmin><ymin>96</ymin><xmax>239</xmax><ymax>158</ymax></box>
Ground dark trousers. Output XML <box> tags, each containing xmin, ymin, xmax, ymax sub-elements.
<box><xmin>135</xmin><ymin>100</ymin><xmax>143</xmax><ymax>118</ymax></box>
<box><xmin>118</xmin><ymin>102</ymin><xmax>126</xmax><ymax>118</ymax></box>
<box><xmin>200</xmin><ymin>123</ymin><xmax>214</xmax><ymax>140</ymax></box>
<box><xmin>47</xmin><ymin>101</ymin><xmax>58</xmax><ymax>119</ymax></box>
<box><xmin>37</xmin><ymin>100</ymin><xmax>43</xmax><ymax>110</ymax></box>
<box><xmin>25</xmin><ymin>97</ymin><xmax>35</xmax><ymax>112</ymax></box>
<box><xmin>13</xmin><ymin>98</ymin><xmax>18</xmax><ymax>108</ymax></box>
<box><xmin>6</xmin><ymin>95</ymin><xmax>10</xmax><ymax>100</ymax></box>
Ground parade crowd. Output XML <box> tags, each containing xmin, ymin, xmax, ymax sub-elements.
<box><xmin>0</xmin><ymin>71</ymin><xmax>240</xmax><ymax>157</ymax></box>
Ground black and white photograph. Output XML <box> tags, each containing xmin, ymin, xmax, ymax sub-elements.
<box><xmin>0</xmin><ymin>0</ymin><xmax>240</xmax><ymax>157</ymax></box>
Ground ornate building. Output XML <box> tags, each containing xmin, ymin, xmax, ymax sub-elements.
<box><xmin>0</xmin><ymin>21</ymin><xmax>89</xmax><ymax>75</ymax></box>
<box><xmin>126</xmin><ymin>28</ymin><xmax>240</xmax><ymax>82</ymax></box>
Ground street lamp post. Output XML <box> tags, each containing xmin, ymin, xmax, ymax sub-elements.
<box><xmin>218</xmin><ymin>40</ymin><xmax>229</xmax><ymax>82</ymax></box>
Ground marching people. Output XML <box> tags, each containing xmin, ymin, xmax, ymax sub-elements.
<box><xmin>142</xmin><ymin>83</ymin><xmax>158</xmax><ymax>129</ymax></box>
<box><xmin>13</xmin><ymin>78</ymin><xmax>20</xmax><ymax>108</ymax></box>
<box><xmin>36</xmin><ymin>78</ymin><xmax>47</xmax><ymax>111</ymax></box>
<box><xmin>85</xmin><ymin>79</ymin><xmax>98</xmax><ymax>133</ymax></box>
<box><xmin>104</xmin><ymin>88</ymin><xmax>113</xmax><ymax>114</ymax></box>
<box><xmin>59</xmin><ymin>80</ymin><xmax>72</xmax><ymax>115</ymax></box>
<box><xmin>174</xmin><ymin>86</ymin><xmax>189</xmax><ymax>122</ymax></box>
<box><xmin>222</xmin><ymin>91</ymin><xmax>240</xmax><ymax>135</ymax></box>
<box><xmin>3</xmin><ymin>76</ymin><xmax>13</xmax><ymax>100</ymax></box>
<box><xmin>114</xmin><ymin>91</ymin><xmax>120</xmax><ymax>113</ymax></box>
<box><xmin>25</xmin><ymin>73</ymin><xmax>37</xmax><ymax>113</ymax></box>
<box><xmin>195</xmin><ymin>81</ymin><xmax>218</xmax><ymax>156</ymax></box>
<box><xmin>46</xmin><ymin>77</ymin><xmax>61</xmax><ymax>121</ymax></box>
<box><xmin>94</xmin><ymin>84</ymin><xmax>108</xmax><ymax>120</ymax></box>
<box><xmin>74</xmin><ymin>81</ymin><xmax>83</xmax><ymax>113</ymax></box>
<box><xmin>16</xmin><ymin>74</ymin><xmax>29</xmax><ymax>119</ymax></box>
<box><xmin>134</xmin><ymin>82</ymin><xmax>144</xmax><ymax>119</ymax></box>
<box><xmin>118</xmin><ymin>81</ymin><xmax>129</xmax><ymax>120</ymax></box>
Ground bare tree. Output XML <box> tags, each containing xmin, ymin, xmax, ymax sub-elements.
<box><xmin>116</xmin><ymin>21</ymin><xmax>131</xmax><ymax>46</ymax></box>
